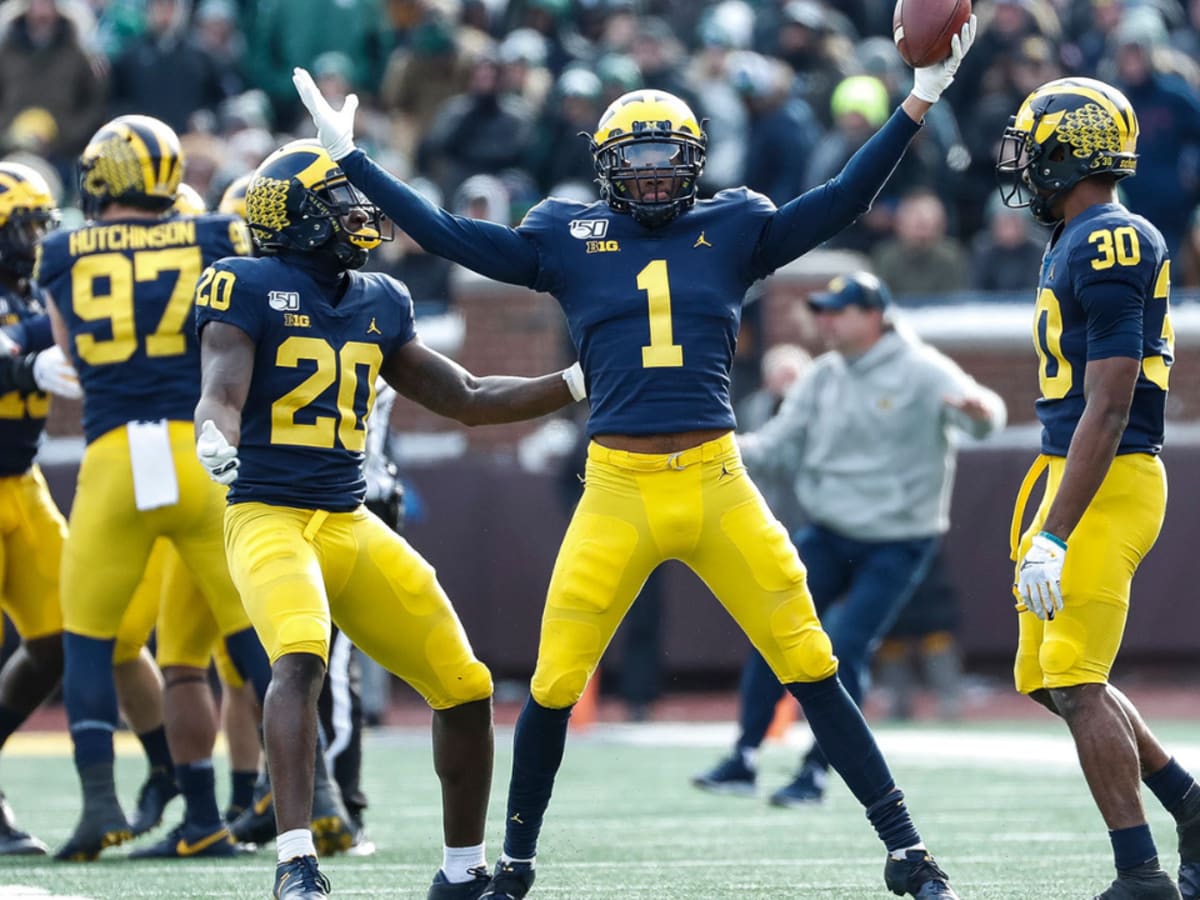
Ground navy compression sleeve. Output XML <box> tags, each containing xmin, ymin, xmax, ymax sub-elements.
<box><xmin>338</xmin><ymin>150</ymin><xmax>542</xmax><ymax>288</ymax></box>
<box><xmin>754</xmin><ymin>107</ymin><xmax>922</xmax><ymax>275</ymax></box>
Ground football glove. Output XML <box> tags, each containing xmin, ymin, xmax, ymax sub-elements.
<box><xmin>196</xmin><ymin>419</ymin><xmax>239</xmax><ymax>486</ymax></box>
<box><xmin>1017</xmin><ymin>531</ymin><xmax>1066</xmax><ymax>621</ymax></box>
<box><xmin>292</xmin><ymin>67</ymin><xmax>357</xmax><ymax>161</ymax></box>
<box><xmin>911</xmin><ymin>15</ymin><xmax>977</xmax><ymax>104</ymax></box>
<box><xmin>32</xmin><ymin>346</ymin><xmax>81</xmax><ymax>399</ymax></box>
<box><xmin>562</xmin><ymin>362</ymin><xmax>587</xmax><ymax>402</ymax></box>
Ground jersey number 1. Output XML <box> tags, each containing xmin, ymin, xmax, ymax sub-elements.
<box><xmin>638</xmin><ymin>260</ymin><xmax>683</xmax><ymax>368</ymax></box>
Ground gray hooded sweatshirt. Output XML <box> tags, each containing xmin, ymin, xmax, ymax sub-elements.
<box><xmin>739</xmin><ymin>327</ymin><xmax>1006</xmax><ymax>542</ymax></box>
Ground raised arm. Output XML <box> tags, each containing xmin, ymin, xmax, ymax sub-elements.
<box><xmin>755</xmin><ymin>17</ymin><xmax>976</xmax><ymax>274</ymax></box>
<box><xmin>293</xmin><ymin>67</ymin><xmax>541</xmax><ymax>288</ymax></box>
<box><xmin>380</xmin><ymin>338</ymin><xmax>580</xmax><ymax>427</ymax></box>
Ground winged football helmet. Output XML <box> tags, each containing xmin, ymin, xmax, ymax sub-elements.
<box><xmin>590</xmin><ymin>90</ymin><xmax>707</xmax><ymax>228</ymax></box>
<box><xmin>79</xmin><ymin>114</ymin><xmax>184</xmax><ymax>218</ymax></box>
<box><xmin>245</xmin><ymin>140</ymin><xmax>389</xmax><ymax>269</ymax></box>
<box><xmin>0</xmin><ymin>162</ymin><xmax>58</xmax><ymax>278</ymax></box>
<box><xmin>997</xmin><ymin>77</ymin><xmax>1138</xmax><ymax>225</ymax></box>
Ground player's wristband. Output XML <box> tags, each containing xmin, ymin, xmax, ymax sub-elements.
<box><xmin>1036</xmin><ymin>530</ymin><xmax>1067</xmax><ymax>551</ymax></box>
<box><xmin>562</xmin><ymin>362</ymin><xmax>586</xmax><ymax>402</ymax></box>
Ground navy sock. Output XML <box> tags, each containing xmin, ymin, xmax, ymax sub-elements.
<box><xmin>1144</xmin><ymin>758</ymin><xmax>1198</xmax><ymax>817</ymax></box>
<box><xmin>230</xmin><ymin>769</ymin><xmax>257</xmax><ymax>812</ymax></box>
<box><xmin>177</xmin><ymin>759</ymin><xmax>221</xmax><ymax>829</ymax></box>
<box><xmin>223</xmin><ymin>629</ymin><xmax>271</xmax><ymax>704</ymax></box>
<box><xmin>136</xmin><ymin>725</ymin><xmax>173</xmax><ymax>773</ymax></box>
<box><xmin>866</xmin><ymin>789</ymin><xmax>922</xmax><ymax>853</ymax></box>
<box><xmin>503</xmin><ymin>697</ymin><xmax>573</xmax><ymax>860</ymax></box>
<box><xmin>1110</xmin><ymin>824</ymin><xmax>1158</xmax><ymax>872</ymax></box>
<box><xmin>62</xmin><ymin>633</ymin><xmax>119</xmax><ymax>770</ymax></box>
<box><xmin>0</xmin><ymin>705</ymin><xmax>27</xmax><ymax>749</ymax></box>
<box><xmin>785</xmin><ymin>675</ymin><xmax>896</xmax><ymax>808</ymax></box>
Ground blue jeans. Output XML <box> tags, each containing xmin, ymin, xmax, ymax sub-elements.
<box><xmin>735</xmin><ymin>524</ymin><xmax>938</xmax><ymax>769</ymax></box>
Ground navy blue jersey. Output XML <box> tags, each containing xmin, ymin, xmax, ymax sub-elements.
<box><xmin>337</xmin><ymin>106</ymin><xmax>920</xmax><ymax>438</ymax></box>
<box><xmin>0</xmin><ymin>286</ymin><xmax>52</xmax><ymax>476</ymax></box>
<box><xmin>1033</xmin><ymin>203</ymin><xmax>1172</xmax><ymax>455</ymax></box>
<box><xmin>516</xmin><ymin>191</ymin><xmax>776</xmax><ymax>435</ymax></box>
<box><xmin>35</xmin><ymin>213</ymin><xmax>250</xmax><ymax>443</ymax></box>
<box><xmin>195</xmin><ymin>254</ymin><xmax>416</xmax><ymax>511</ymax></box>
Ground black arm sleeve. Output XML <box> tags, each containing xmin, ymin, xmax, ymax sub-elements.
<box><xmin>0</xmin><ymin>353</ymin><xmax>39</xmax><ymax>395</ymax></box>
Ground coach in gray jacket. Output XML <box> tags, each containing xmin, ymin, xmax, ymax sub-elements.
<box><xmin>693</xmin><ymin>271</ymin><xmax>1006</xmax><ymax>806</ymax></box>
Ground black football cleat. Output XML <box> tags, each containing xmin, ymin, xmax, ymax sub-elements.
<box><xmin>884</xmin><ymin>850</ymin><xmax>960</xmax><ymax>898</ymax></box>
<box><xmin>690</xmin><ymin>753</ymin><xmax>756</xmax><ymax>796</ymax></box>
<box><xmin>427</xmin><ymin>865</ymin><xmax>491</xmax><ymax>900</ymax></box>
<box><xmin>275</xmin><ymin>854</ymin><xmax>331</xmax><ymax>899</ymax></box>
<box><xmin>54</xmin><ymin>809</ymin><xmax>133</xmax><ymax>862</ymax></box>
<box><xmin>311</xmin><ymin>778</ymin><xmax>354</xmax><ymax>857</ymax></box>
<box><xmin>0</xmin><ymin>791</ymin><xmax>47</xmax><ymax>855</ymax></box>
<box><xmin>1093</xmin><ymin>867</ymin><xmax>1182</xmax><ymax>899</ymax></box>
<box><xmin>129</xmin><ymin>767</ymin><xmax>180</xmax><ymax>836</ymax></box>
<box><xmin>230</xmin><ymin>789</ymin><xmax>277</xmax><ymax>846</ymax></box>
<box><xmin>480</xmin><ymin>859</ymin><xmax>536</xmax><ymax>900</ymax></box>
<box><xmin>128</xmin><ymin>820</ymin><xmax>238</xmax><ymax>859</ymax></box>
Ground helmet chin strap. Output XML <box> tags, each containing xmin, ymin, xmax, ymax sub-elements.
<box><xmin>630</xmin><ymin>200</ymin><xmax>682</xmax><ymax>229</ymax></box>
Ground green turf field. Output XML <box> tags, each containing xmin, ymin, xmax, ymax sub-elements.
<box><xmin>3</xmin><ymin>720</ymin><xmax>1199</xmax><ymax>898</ymax></box>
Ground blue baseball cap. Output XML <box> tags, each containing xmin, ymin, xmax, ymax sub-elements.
<box><xmin>807</xmin><ymin>272</ymin><xmax>892</xmax><ymax>312</ymax></box>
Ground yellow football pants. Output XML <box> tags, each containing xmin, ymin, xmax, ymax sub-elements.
<box><xmin>1012</xmin><ymin>452</ymin><xmax>1166</xmax><ymax>692</ymax></box>
<box><xmin>531</xmin><ymin>432</ymin><xmax>836</xmax><ymax>709</ymax></box>
<box><xmin>223</xmin><ymin>502</ymin><xmax>491</xmax><ymax>710</ymax></box>
<box><xmin>61</xmin><ymin>422</ymin><xmax>252</xmax><ymax>651</ymax></box>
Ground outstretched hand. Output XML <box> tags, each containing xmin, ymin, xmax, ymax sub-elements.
<box><xmin>292</xmin><ymin>67</ymin><xmax>358</xmax><ymax>161</ymax></box>
<box><xmin>911</xmin><ymin>15</ymin><xmax>977</xmax><ymax>104</ymax></box>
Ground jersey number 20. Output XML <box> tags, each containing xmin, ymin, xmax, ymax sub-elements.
<box><xmin>272</xmin><ymin>337</ymin><xmax>382</xmax><ymax>452</ymax></box>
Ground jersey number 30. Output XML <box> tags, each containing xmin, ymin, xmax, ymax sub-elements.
<box><xmin>1034</xmin><ymin>231</ymin><xmax>1173</xmax><ymax>398</ymax></box>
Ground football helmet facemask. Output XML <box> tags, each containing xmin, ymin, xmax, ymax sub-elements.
<box><xmin>996</xmin><ymin>77</ymin><xmax>1138</xmax><ymax>226</ymax></box>
<box><xmin>590</xmin><ymin>90</ymin><xmax>706</xmax><ymax>229</ymax></box>
<box><xmin>79</xmin><ymin>115</ymin><xmax>184</xmax><ymax>218</ymax></box>
<box><xmin>245</xmin><ymin>140</ymin><xmax>390</xmax><ymax>269</ymax></box>
<box><xmin>0</xmin><ymin>162</ymin><xmax>59</xmax><ymax>279</ymax></box>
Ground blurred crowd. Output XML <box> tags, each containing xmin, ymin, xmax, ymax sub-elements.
<box><xmin>2</xmin><ymin>0</ymin><xmax>1200</xmax><ymax>304</ymax></box>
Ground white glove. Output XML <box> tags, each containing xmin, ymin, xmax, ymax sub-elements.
<box><xmin>196</xmin><ymin>419</ymin><xmax>239</xmax><ymax>486</ymax></box>
<box><xmin>1017</xmin><ymin>531</ymin><xmax>1066</xmax><ymax>621</ymax></box>
<box><xmin>292</xmin><ymin>67</ymin><xmax>357</xmax><ymax>161</ymax></box>
<box><xmin>910</xmin><ymin>15</ymin><xmax>977</xmax><ymax>104</ymax></box>
<box><xmin>562</xmin><ymin>362</ymin><xmax>587</xmax><ymax>402</ymax></box>
<box><xmin>32</xmin><ymin>346</ymin><xmax>81</xmax><ymax>399</ymax></box>
<box><xmin>0</xmin><ymin>329</ymin><xmax>19</xmax><ymax>356</ymax></box>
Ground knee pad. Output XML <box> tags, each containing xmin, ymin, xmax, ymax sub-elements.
<box><xmin>273</xmin><ymin>614</ymin><xmax>330</xmax><ymax>665</ymax></box>
<box><xmin>430</xmin><ymin>659</ymin><xmax>493</xmax><ymax>710</ymax></box>
<box><xmin>529</xmin><ymin>617</ymin><xmax>603</xmax><ymax>709</ymax></box>
<box><xmin>1039</xmin><ymin>637</ymin><xmax>1081</xmax><ymax>680</ymax></box>
<box><xmin>774</xmin><ymin>623</ymin><xmax>837</xmax><ymax>683</ymax></box>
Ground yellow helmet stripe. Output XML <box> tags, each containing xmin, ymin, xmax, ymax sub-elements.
<box><xmin>120</xmin><ymin>123</ymin><xmax>161</xmax><ymax>200</ymax></box>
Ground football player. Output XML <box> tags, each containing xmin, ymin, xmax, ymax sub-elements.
<box><xmin>0</xmin><ymin>161</ymin><xmax>165</xmax><ymax>854</ymax></box>
<box><xmin>36</xmin><ymin>114</ymin><xmax>273</xmax><ymax>861</ymax></box>
<box><xmin>294</xmin><ymin>14</ymin><xmax>976</xmax><ymax>897</ymax></box>
<box><xmin>193</xmin><ymin>139</ymin><xmax>582</xmax><ymax>900</ymax></box>
<box><xmin>999</xmin><ymin>77</ymin><xmax>1200</xmax><ymax>900</ymax></box>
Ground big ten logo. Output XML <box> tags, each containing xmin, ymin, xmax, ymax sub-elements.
<box><xmin>283</xmin><ymin>313</ymin><xmax>311</xmax><ymax>327</ymax></box>
<box><xmin>586</xmin><ymin>240</ymin><xmax>621</xmax><ymax>254</ymax></box>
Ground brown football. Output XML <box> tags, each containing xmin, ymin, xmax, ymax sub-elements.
<box><xmin>893</xmin><ymin>0</ymin><xmax>972</xmax><ymax>68</ymax></box>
